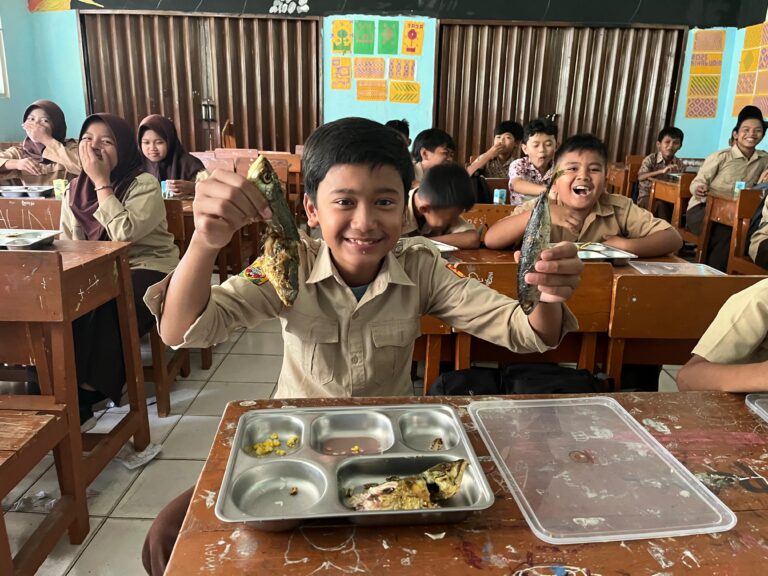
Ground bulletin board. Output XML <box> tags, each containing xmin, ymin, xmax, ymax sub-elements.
<box><xmin>685</xmin><ymin>29</ymin><xmax>725</xmax><ymax>119</ymax></box>
<box><xmin>733</xmin><ymin>22</ymin><xmax>768</xmax><ymax>117</ymax></box>
<box><xmin>323</xmin><ymin>15</ymin><xmax>437</xmax><ymax>140</ymax></box>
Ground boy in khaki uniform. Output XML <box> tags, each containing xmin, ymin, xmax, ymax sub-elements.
<box><xmin>141</xmin><ymin>118</ymin><xmax>583</xmax><ymax>576</ymax></box>
<box><xmin>677</xmin><ymin>279</ymin><xmax>768</xmax><ymax>391</ymax></box>
<box><xmin>485</xmin><ymin>134</ymin><xmax>683</xmax><ymax>257</ymax></box>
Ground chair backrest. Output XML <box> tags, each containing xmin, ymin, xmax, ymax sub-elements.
<box><xmin>462</xmin><ymin>204</ymin><xmax>514</xmax><ymax>231</ymax></box>
<box><xmin>215</xmin><ymin>147</ymin><xmax>259</xmax><ymax>159</ymax></box>
<box><xmin>727</xmin><ymin>188</ymin><xmax>766</xmax><ymax>273</ymax></box>
<box><xmin>484</xmin><ymin>177</ymin><xmax>510</xmax><ymax>191</ymax></box>
<box><xmin>0</xmin><ymin>198</ymin><xmax>61</xmax><ymax>230</ymax></box>
<box><xmin>295</xmin><ymin>144</ymin><xmax>304</xmax><ymax>156</ymax></box>
<box><xmin>625</xmin><ymin>154</ymin><xmax>645</xmax><ymax>165</ymax></box>
<box><xmin>258</xmin><ymin>151</ymin><xmax>302</xmax><ymax>173</ymax></box>
<box><xmin>201</xmin><ymin>157</ymin><xmax>235</xmax><ymax>172</ymax></box>
<box><xmin>220</xmin><ymin>120</ymin><xmax>237</xmax><ymax>149</ymax></box>
<box><xmin>163</xmin><ymin>199</ymin><xmax>185</xmax><ymax>253</ymax></box>
<box><xmin>190</xmin><ymin>151</ymin><xmax>216</xmax><ymax>161</ymax></box>
<box><xmin>234</xmin><ymin>156</ymin><xmax>290</xmax><ymax>186</ymax></box>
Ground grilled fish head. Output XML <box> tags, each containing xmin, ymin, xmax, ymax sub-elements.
<box><xmin>422</xmin><ymin>459</ymin><xmax>468</xmax><ymax>500</ymax></box>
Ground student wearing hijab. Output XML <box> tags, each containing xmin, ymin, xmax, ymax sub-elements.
<box><xmin>60</xmin><ymin>113</ymin><xmax>179</xmax><ymax>426</ymax></box>
<box><xmin>0</xmin><ymin>99</ymin><xmax>81</xmax><ymax>185</ymax></box>
<box><xmin>138</xmin><ymin>114</ymin><xmax>204</xmax><ymax>198</ymax></box>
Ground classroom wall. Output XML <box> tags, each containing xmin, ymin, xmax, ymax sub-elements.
<box><xmin>0</xmin><ymin>4</ymin><xmax>86</xmax><ymax>141</ymax></box>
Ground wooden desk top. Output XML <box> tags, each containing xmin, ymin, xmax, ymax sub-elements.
<box><xmin>168</xmin><ymin>393</ymin><xmax>768</xmax><ymax>575</ymax></box>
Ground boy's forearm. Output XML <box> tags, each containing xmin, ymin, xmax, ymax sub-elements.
<box><xmin>467</xmin><ymin>153</ymin><xmax>491</xmax><ymax>176</ymax></box>
<box><xmin>527</xmin><ymin>302</ymin><xmax>564</xmax><ymax>347</ymax></box>
<box><xmin>677</xmin><ymin>356</ymin><xmax>768</xmax><ymax>392</ymax></box>
<box><xmin>511</xmin><ymin>179</ymin><xmax>547</xmax><ymax>196</ymax></box>
<box><xmin>621</xmin><ymin>228</ymin><xmax>682</xmax><ymax>257</ymax></box>
<box><xmin>160</xmin><ymin>233</ymin><xmax>220</xmax><ymax>345</ymax></box>
<box><xmin>484</xmin><ymin>213</ymin><xmax>531</xmax><ymax>249</ymax></box>
<box><xmin>429</xmin><ymin>230</ymin><xmax>480</xmax><ymax>249</ymax></box>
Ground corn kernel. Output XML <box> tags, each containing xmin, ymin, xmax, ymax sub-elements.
<box><xmin>275</xmin><ymin>449</ymin><xmax>286</xmax><ymax>456</ymax></box>
<box><xmin>286</xmin><ymin>435</ymin><xmax>299</xmax><ymax>448</ymax></box>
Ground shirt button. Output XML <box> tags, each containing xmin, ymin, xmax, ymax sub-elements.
<box><xmin>351</xmin><ymin>356</ymin><xmax>359</xmax><ymax>365</ymax></box>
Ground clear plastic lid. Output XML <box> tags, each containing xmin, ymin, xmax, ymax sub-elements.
<box><xmin>746</xmin><ymin>394</ymin><xmax>768</xmax><ymax>424</ymax></box>
<box><xmin>468</xmin><ymin>397</ymin><xmax>736</xmax><ymax>544</ymax></box>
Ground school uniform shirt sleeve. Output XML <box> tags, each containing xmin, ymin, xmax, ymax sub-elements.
<box><xmin>59</xmin><ymin>186</ymin><xmax>86</xmax><ymax>240</ymax></box>
<box><xmin>42</xmin><ymin>139</ymin><xmax>81</xmax><ymax>176</ymax></box>
<box><xmin>0</xmin><ymin>146</ymin><xmax>24</xmax><ymax>175</ymax></box>
<box><xmin>748</xmin><ymin>195</ymin><xmax>768</xmax><ymax>263</ymax></box>
<box><xmin>692</xmin><ymin>279</ymin><xmax>768</xmax><ymax>365</ymax></box>
<box><xmin>94</xmin><ymin>173</ymin><xmax>165</xmax><ymax>243</ymax></box>
<box><xmin>688</xmin><ymin>150</ymin><xmax>725</xmax><ymax>211</ymax></box>
<box><xmin>617</xmin><ymin>197</ymin><xmax>673</xmax><ymax>237</ymax></box>
<box><xmin>637</xmin><ymin>153</ymin><xmax>656</xmax><ymax>177</ymax></box>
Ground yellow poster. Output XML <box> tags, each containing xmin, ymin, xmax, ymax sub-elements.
<box><xmin>331</xmin><ymin>57</ymin><xmax>351</xmax><ymax>90</ymax></box>
<box><xmin>332</xmin><ymin>20</ymin><xmax>353</xmax><ymax>55</ymax></box>
<box><xmin>389</xmin><ymin>58</ymin><xmax>416</xmax><ymax>81</ymax></box>
<box><xmin>356</xmin><ymin>80</ymin><xmax>388</xmax><ymax>101</ymax></box>
<box><xmin>389</xmin><ymin>81</ymin><xmax>420</xmax><ymax>104</ymax></box>
<box><xmin>354</xmin><ymin>58</ymin><xmax>386</xmax><ymax>79</ymax></box>
<box><xmin>401</xmin><ymin>21</ymin><xmax>425</xmax><ymax>56</ymax></box>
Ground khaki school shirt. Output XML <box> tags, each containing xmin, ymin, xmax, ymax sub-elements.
<box><xmin>144</xmin><ymin>234</ymin><xmax>577</xmax><ymax>398</ymax></box>
<box><xmin>402</xmin><ymin>189</ymin><xmax>476</xmax><ymax>237</ymax></box>
<box><xmin>692</xmin><ymin>278</ymin><xmax>768</xmax><ymax>365</ymax></box>
<box><xmin>60</xmin><ymin>172</ymin><xmax>179</xmax><ymax>273</ymax></box>
<box><xmin>512</xmin><ymin>191</ymin><xmax>672</xmax><ymax>244</ymax></box>
<box><xmin>688</xmin><ymin>146</ymin><xmax>768</xmax><ymax>212</ymax></box>
<box><xmin>0</xmin><ymin>140</ymin><xmax>81</xmax><ymax>185</ymax></box>
<box><xmin>749</xmin><ymin>194</ymin><xmax>768</xmax><ymax>262</ymax></box>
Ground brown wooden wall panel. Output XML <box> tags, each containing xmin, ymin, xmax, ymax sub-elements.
<box><xmin>79</xmin><ymin>11</ymin><xmax>320</xmax><ymax>152</ymax></box>
<box><xmin>436</xmin><ymin>22</ymin><xmax>685</xmax><ymax>164</ymax></box>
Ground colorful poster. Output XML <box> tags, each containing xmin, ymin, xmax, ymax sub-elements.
<box><xmin>389</xmin><ymin>58</ymin><xmax>416</xmax><ymax>81</ymax></box>
<box><xmin>29</xmin><ymin>0</ymin><xmax>104</xmax><ymax>10</ymax></box>
<box><xmin>332</xmin><ymin>20</ymin><xmax>353</xmax><ymax>55</ymax></box>
<box><xmin>354</xmin><ymin>58</ymin><xmax>385</xmax><ymax>79</ymax></box>
<box><xmin>354</xmin><ymin>21</ymin><xmax>375</xmax><ymax>54</ymax></box>
<box><xmin>331</xmin><ymin>58</ymin><xmax>351</xmax><ymax>90</ymax></box>
<box><xmin>357</xmin><ymin>80</ymin><xmax>388</xmax><ymax>101</ymax></box>
<box><xmin>685</xmin><ymin>29</ymin><xmax>725</xmax><ymax>119</ymax></box>
<box><xmin>732</xmin><ymin>22</ymin><xmax>768</xmax><ymax>117</ymax></box>
<box><xmin>401</xmin><ymin>21</ymin><xmax>425</xmax><ymax>56</ymax></box>
<box><xmin>389</xmin><ymin>81</ymin><xmax>420</xmax><ymax>104</ymax></box>
<box><xmin>378</xmin><ymin>21</ymin><xmax>399</xmax><ymax>55</ymax></box>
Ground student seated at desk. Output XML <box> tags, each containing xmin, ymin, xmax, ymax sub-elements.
<box><xmin>403</xmin><ymin>163</ymin><xmax>480</xmax><ymax>249</ymax></box>
<box><xmin>677</xmin><ymin>279</ymin><xmax>768</xmax><ymax>392</ymax></box>
<box><xmin>636</xmin><ymin>126</ymin><xmax>685</xmax><ymax>219</ymax></box>
<box><xmin>61</xmin><ymin>113</ymin><xmax>179</xmax><ymax>426</ymax></box>
<box><xmin>138</xmin><ymin>114</ymin><xmax>204</xmax><ymax>198</ymax></box>
<box><xmin>0</xmin><ymin>99</ymin><xmax>80</xmax><ymax>185</ymax></box>
<box><xmin>507</xmin><ymin>118</ymin><xmax>558</xmax><ymax>206</ymax></box>
<box><xmin>484</xmin><ymin>134</ymin><xmax>683</xmax><ymax>257</ymax></box>
<box><xmin>749</xmin><ymin>193</ymin><xmax>768</xmax><ymax>269</ymax></box>
<box><xmin>140</xmin><ymin>117</ymin><xmax>583</xmax><ymax>575</ymax></box>
<box><xmin>686</xmin><ymin>105</ymin><xmax>768</xmax><ymax>271</ymax></box>
<box><xmin>467</xmin><ymin>120</ymin><xmax>523</xmax><ymax>178</ymax></box>
<box><xmin>411</xmin><ymin>127</ymin><xmax>455</xmax><ymax>184</ymax></box>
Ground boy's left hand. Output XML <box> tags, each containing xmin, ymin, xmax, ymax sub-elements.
<box><xmin>515</xmin><ymin>241</ymin><xmax>583</xmax><ymax>303</ymax></box>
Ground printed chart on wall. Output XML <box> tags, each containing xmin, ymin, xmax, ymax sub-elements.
<box><xmin>324</xmin><ymin>15</ymin><xmax>436</xmax><ymax>141</ymax></box>
<box><xmin>733</xmin><ymin>22</ymin><xmax>768</xmax><ymax>117</ymax></box>
<box><xmin>685</xmin><ymin>29</ymin><xmax>726</xmax><ymax>119</ymax></box>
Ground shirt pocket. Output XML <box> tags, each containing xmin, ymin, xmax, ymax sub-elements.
<box><xmin>284</xmin><ymin>313</ymin><xmax>339</xmax><ymax>386</ymax></box>
<box><xmin>369</xmin><ymin>318</ymin><xmax>421</xmax><ymax>385</ymax></box>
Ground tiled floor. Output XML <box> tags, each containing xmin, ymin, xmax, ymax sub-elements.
<box><xmin>3</xmin><ymin>320</ymin><xmax>680</xmax><ymax>575</ymax></box>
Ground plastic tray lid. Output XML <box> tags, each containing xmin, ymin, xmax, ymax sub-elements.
<box><xmin>468</xmin><ymin>397</ymin><xmax>737</xmax><ymax>544</ymax></box>
<box><xmin>746</xmin><ymin>394</ymin><xmax>768</xmax><ymax>424</ymax></box>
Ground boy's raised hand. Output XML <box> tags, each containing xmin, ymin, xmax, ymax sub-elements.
<box><xmin>515</xmin><ymin>241</ymin><xmax>583</xmax><ymax>303</ymax></box>
<box><xmin>550</xmin><ymin>203</ymin><xmax>584</xmax><ymax>234</ymax></box>
<box><xmin>193</xmin><ymin>170</ymin><xmax>273</xmax><ymax>250</ymax></box>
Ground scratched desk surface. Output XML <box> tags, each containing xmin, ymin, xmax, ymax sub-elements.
<box><xmin>167</xmin><ymin>393</ymin><xmax>768</xmax><ymax>575</ymax></box>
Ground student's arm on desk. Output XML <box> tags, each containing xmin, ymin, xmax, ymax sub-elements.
<box><xmin>677</xmin><ymin>356</ymin><xmax>768</xmax><ymax>392</ymax></box>
<box><xmin>603</xmin><ymin>228</ymin><xmax>683</xmax><ymax>257</ymax></box>
<box><xmin>483</xmin><ymin>211</ymin><xmax>529</xmax><ymax>249</ymax></box>
<box><xmin>429</xmin><ymin>230</ymin><xmax>480</xmax><ymax>249</ymax></box>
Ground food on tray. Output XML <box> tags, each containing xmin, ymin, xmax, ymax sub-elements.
<box><xmin>430</xmin><ymin>437</ymin><xmax>445</xmax><ymax>451</ymax></box>
<box><xmin>286</xmin><ymin>435</ymin><xmax>299</xmax><ymax>448</ymax></box>
<box><xmin>251</xmin><ymin>432</ymin><xmax>298</xmax><ymax>456</ymax></box>
<box><xmin>350</xmin><ymin>445</ymin><xmax>362</xmax><ymax>454</ymax></box>
<box><xmin>346</xmin><ymin>459</ymin><xmax>467</xmax><ymax>511</ymax></box>
<box><xmin>289</xmin><ymin>487</ymin><xmax>298</xmax><ymax>496</ymax></box>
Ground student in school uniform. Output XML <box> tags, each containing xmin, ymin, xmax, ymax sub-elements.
<box><xmin>677</xmin><ymin>279</ymin><xmax>768</xmax><ymax>391</ymax></box>
<box><xmin>60</xmin><ymin>113</ymin><xmax>179</xmax><ymax>426</ymax></box>
<box><xmin>507</xmin><ymin>118</ymin><xmax>559</xmax><ymax>206</ymax></box>
<box><xmin>749</xmin><ymin>194</ymin><xmax>768</xmax><ymax>269</ymax></box>
<box><xmin>467</xmin><ymin>120</ymin><xmax>524</xmax><ymax>178</ymax></box>
<box><xmin>140</xmin><ymin>117</ymin><xmax>583</xmax><ymax>575</ymax></box>
<box><xmin>685</xmin><ymin>105</ymin><xmax>768</xmax><ymax>271</ymax></box>
<box><xmin>403</xmin><ymin>163</ymin><xmax>480</xmax><ymax>249</ymax></box>
<box><xmin>385</xmin><ymin>118</ymin><xmax>411</xmax><ymax>147</ymax></box>
<box><xmin>411</xmin><ymin>128</ymin><xmax>456</xmax><ymax>184</ymax></box>
<box><xmin>485</xmin><ymin>133</ymin><xmax>683</xmax><ymax>257</ymax></box>
<box><xmin>636</xmin><ymin>126</ymin><xmax>685</xmax><ymax>220</ymax></box>
<box><xmin>0</xmin><ymin>99</ymin><xmax>81</xmax><ymax>185</ymax></box>
<box><xmin>138</xmin><ymin>114</ymin><xmax>205</xmax><ymax>198</ymax></box>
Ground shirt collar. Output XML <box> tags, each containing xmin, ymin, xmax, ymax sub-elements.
<box><xmin>730</xmin><ymin>144</ymin><xmax>763</xmax><ymax>163</ymax></box>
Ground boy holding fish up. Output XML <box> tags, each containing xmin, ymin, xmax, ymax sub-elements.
<box><xmin>485</xmin><ymin>134</ymin><xmax>683</xmax><ymax>257</ymax></box>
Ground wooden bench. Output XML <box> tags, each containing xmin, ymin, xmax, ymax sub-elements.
<box><xmin>727</xmin><ymin>188</ymin><xmax>767</xmax><ymax>275</ymax></box>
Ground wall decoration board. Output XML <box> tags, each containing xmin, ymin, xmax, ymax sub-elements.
<box><xmin>685</xmin><ymin>30</ymin><xmax>726</xmax><ymax>119</ymax></box>
<box><xmin>323</xmin><ymin>14</ymin><xmax>436</xmax><ymax>141</ymax></box>
<box><xmin>732</xmin><ymin>22</ymin><xmax>768</xmax><ymax>117</ymax></box>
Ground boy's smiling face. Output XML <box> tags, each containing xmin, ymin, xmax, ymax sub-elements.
<box><xmin>304</xmin><ymin>163</ymin><xmax>405</xmax><ymax>287</ymax></box>
<box><xmin>553</xmin><ymin>150</ymin><xmax>606</xmax><ymax>212</ymax></box>
<box><xmin>521</xmin><ymin>132</ymin><xmax>557</xmax><ymax>172</ymax></box>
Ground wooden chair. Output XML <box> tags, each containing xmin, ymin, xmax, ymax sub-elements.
<box><xmin>625</xmin><ymin>155</ymin><xmax>645</xmax><ymax>198</ymax></box>
<box><xmin>214</xmin><ymin>147</ymin><xmax>259</xmax><ymax>159</ymax></box>
<box><xmin>412</xmin><ymin>316</ymin><xmax>453</xmax><ymax>394</ymax></box>
<box><xmin>606</xmin><ymin>163</ymin><xmax>628</xmax><ymax>196</ymax></box>
<box><xmin>605</xmin><ymin>274</ymin><xmax>765</xmax><ymax>389</ymax></box>
<box><xmin>695</xmin><ymin>191</ymin><xmax>739</xmax><ymax>264</ymax></box>
<box><xmin>190</xmin><ymin>151</ymin><xmax>216</xmax><ymax>161</ymax></box>
<box><xmin>727</xmin><ymin>188</ymin><xmax>767</xmax><ymax>275</ymax></box>
<box><xmin>484</xmin><ymin>177</ymin><xmax>510</xmax><ymax>192</ymax></box>
<box><xmin>647</xmin><ymin>173</ymin><xmax>694</xmax><ymax>235</ymax></box>
<box><xmin>201</xmin><ymin>157</ymin><xmax>235</xmax><ymax>173</ymax></box>
<box><xmin>220</xmin><ymin>120</ymin><xmax>237</xmax><ymax>149</ymax></box>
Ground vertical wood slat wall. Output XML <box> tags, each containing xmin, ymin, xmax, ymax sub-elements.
<box><xmin>436</xmin><ymin>23</ymin><xmax>686</xmax><ymax>163</ymax></box>
<box><xmin>80</xmin><ymin>12</ymin><xmax>320</xmax><ymax>152</ymax></box>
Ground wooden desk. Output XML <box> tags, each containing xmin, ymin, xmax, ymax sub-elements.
<box><xmin>0</xmin><ymin>241</ymin><xmax>150</xmax><ymax>486</ymax></box>
<box><xmin>0</xmin><ymin>197</ymin><xmax>61</xmax><ymax>230</ymax></box>
<box><xmin>167</xmin><ymin>393</ymin><xmax>768</xmax><ymax>575</ymax></box>
<box><xmin>648</xmin><ymin>173</ymin><xmax>694</xmax><ymax>231</ymax></box>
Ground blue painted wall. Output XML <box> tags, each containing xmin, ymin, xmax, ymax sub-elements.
<box><xmin>0</xmin><ymin>4</ymin><xmax>86</xmax><ymax>141</ymax></box>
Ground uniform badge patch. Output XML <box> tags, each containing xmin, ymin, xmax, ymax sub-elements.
<box><xmin>240</xmin><ymin>260</ymin><xmax>269</xmax><ymax>285</ymax></box>
<box><xmin>445</xmin><ymin>262</ymin><xmax>466</xmax><ymax>278</ymax></box>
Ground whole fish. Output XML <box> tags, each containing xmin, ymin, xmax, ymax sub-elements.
<box><xmin>247</xmin><ymin>156</ymin><xmax>301</xmax><ymax>306</ymax></box>
<box><xmin>517</xmin><ymin>172</ymin><xmax>561</xmax><ymax>315</ymax></box>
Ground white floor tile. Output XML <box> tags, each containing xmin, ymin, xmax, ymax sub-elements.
<box><xmin>158</xmin><ymin>415</ymin><xmax>221</xmax><ymax>460</ymax></box>
<box><xmin>247</xmin><ymin>318</ymin><xmax>282</xmax><ymax>333</ymax></box>
<box><xmin>186</xmin><ymin>381</ymin><xmax>276</xmax><ymax>416</ymax></box>
<box><xmin>92</xmin><ymin>409</ymin><xmax>182</xmax><ymax>445</ymax></box>
<box><xmin>2</xmin><ymin>454</ymin><xmax>54</xmax><ymax>511</ymax></box>
<box><xmin>185</xmin><ymin>352</ymin><xmax>226</xmax><ymax>381</ymax></box>
<box><xmin>659</xmin><ymin>370</ymin><xmax>679</xmax><ymax>392</ymax></box>
<box><xmin>213</xmin><ymin>331</ymin><xmax>244</xmax><ymax>354</ymax></box>
<box><xmin>112</xmin><ymin>460</ymin><xmax>203</xmax><ymax>519</ymax></box>
<box><xmin>210</xmin><ymin>354</ymin><xmax>282</xmax><ymax>382</ymax></box>
<box><xmin>231</xmin><ymin>331</ymin><xmax>285</xmax><ymax>355</ymax></box>
<box><xmin>5</xmin><ymin>513</ymin><xmax>105</xmax><ymax>576</ymax></box>
<box><xmin>107</xmin><ymin>377</ymin><xmax>207</xmax><ymax>415</ymax></box>
<box><xmin>67</xmin><ymin>518</ymin><xmax>153</xmax><ymax>576</ymax></box>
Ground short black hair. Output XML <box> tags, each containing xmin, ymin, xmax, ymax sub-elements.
<box><xmin>411</xmin><ymin>128</ymin><xmax>456</xmax><ymax>162</ymax></box>
<box><xmin>494</xmin><ymin>120</ymin><xmax>524</xmax><ymax>141</ymax></box>
<box><xmin>553</xmin><ymin>133</ymin><xmax>608</xmax><ymax>167</ymax></box>
<box><xmin>385</xmin><ymin>119</ymin><xmax>409</xmax><ymax>139</ymax></box>
<box><xmin>523</xmin><ymin>118</ymin><xmax>558</xmax><ymax>143</ymax></box>
<box><xmin>416</xmin><ymin>162</ymin><xmax>475</xmax><ymax>211</ymax></box>
<box><xmin>302</xmin><ymin>117</ymin><xmax>414</xmax><ymax>202</ymax></box>
<box><xmin>658</xmin><ymin>126</ymin><xmax>684</xmax><ymax>144</ymax></box>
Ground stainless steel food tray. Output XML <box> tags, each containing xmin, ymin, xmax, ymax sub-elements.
<box><xmin>215</xmin><ymin>404</ymin><xmax>494</xmax><ymax>531</ymax></box>
<box><xmin>0</xmin><ymin>229</ymin><xmax>59</xmax><ymax>250</ymax></box>
<box><xmin>0</xmin><ymin>185</ymin><xmax>54</xmax><ymax>198</ymax></box>
<box><xmin>563</xmin><ymin>242</ymin><xmax>638</xmax><ymax>266</ymax></box>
